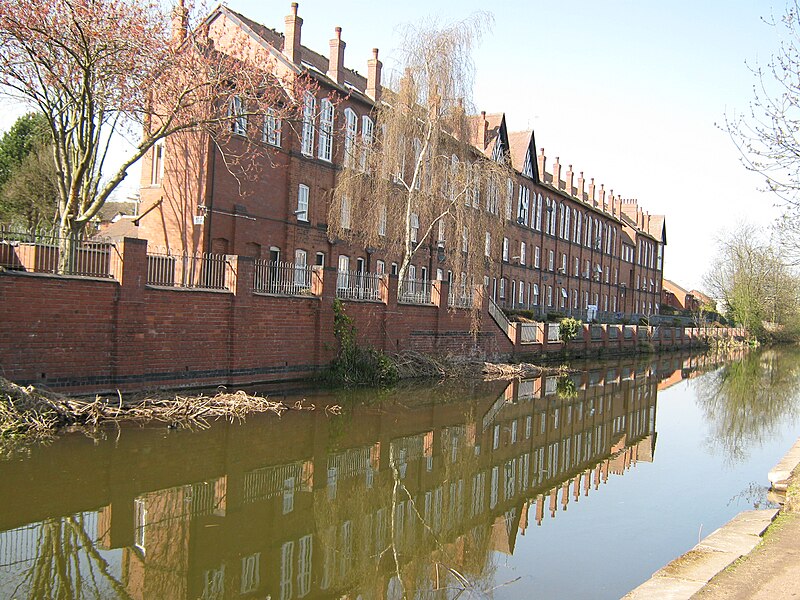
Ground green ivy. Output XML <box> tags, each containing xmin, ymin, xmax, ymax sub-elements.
<box><xmin>328</xmin><ymin>299</ymin><xmax>399</xmax><ymax>387</ymax></box>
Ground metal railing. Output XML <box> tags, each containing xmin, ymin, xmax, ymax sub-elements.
<box><xmin>0</xmin><ymin>228</ymin><xmax>115</xmax><ymax>278</ymax></box>
<box><xmin>488</xmin><ymin>296</ymin><xmax>513</xmax><ymax>338</ymax></box>
<box><xmin>519</xmin><ymin>322</ymin><xmax>542</xmax><ymax>343</ymax></box>
<box><xmin>254</xmin><ymin>259</ymin><xmax>313</xmax><ymax>296</ymax></box>
<box><xmin>448</xmin><ymin>285</ymin><xmax>474</xmax><ymax>309</ymax></box>
<box><xmin>336</xmin><ymin>269</ymin><xmax>382</xmax><ymax>301</ymax></box>
<box><xmin>398</xmin><ymin>277</ymin><xmax>433</xmax><ymax>305</ymax></box>
<box><xmin>546</xmin><ymin>323</ymin><xmax>560</xmax><ymax>342</ymax></box>
<box><xmin>146</xmin><ymin>249</ymin><xmax>229</xmax><ymax>290</ymax></box>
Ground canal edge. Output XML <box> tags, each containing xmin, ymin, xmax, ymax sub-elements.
<box><xmin>621</xmin><ymin>436</ymin><xmax>800</xmax><ymax>600</ymax></box>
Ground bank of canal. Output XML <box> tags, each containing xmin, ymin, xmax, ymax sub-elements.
<box><xmin>0</xmin><ymin>348</ymin><xmax>799</xmax><ymax>599</ymax></box>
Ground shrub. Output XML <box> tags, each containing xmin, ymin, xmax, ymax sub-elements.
<box><xmin>559</xmin><ymin>317</ymin><xmax>582</xmax><ymax>342</ymax></box>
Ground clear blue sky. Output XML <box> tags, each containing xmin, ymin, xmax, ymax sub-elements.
<box><xmin>1</xmin><ymin>0</ymin><xmax>784</xmax><ymax>291</ymax></box>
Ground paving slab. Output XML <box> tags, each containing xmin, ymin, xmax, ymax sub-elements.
<box><xmin>695</xmin><ymin>528</ymin><xmax>761</xmax><ymax>555</ymax></box>
<box><xmin>623</xmin><ymin>575</ymin><xmax>705</xmax><ymax>600</ymax></box>
<box><xmin>720</xmin><ymin>509</ymin><xmax>778</xmax><ymax>537</ymax></box>
<box><xmin>768</xmin><ymin>437</ymin><xmax>800</xmax><ymax>490</ymax></box>
<box><xmin>653</xmin><ymin>549</ymin><xmax>741</xmax><ymax>584</ymax></box>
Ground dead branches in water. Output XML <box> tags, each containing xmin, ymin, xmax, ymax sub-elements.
<box><xmin>393</xmin><ymin>351</ymin><xmax>485</xmax><ymax>379</ymax></box>
<box><xmin>1</xmin><ymin>377</ymin><xmax>342</xmax><ymax>448</ymax></box>
<box><xmin>482</xmin><ymin>362</ymin><xmax>570</xmax><ymax>381</ymax></box>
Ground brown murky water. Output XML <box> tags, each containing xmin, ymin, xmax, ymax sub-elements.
<box><xmin>1</xmin><ymin>348</ymin><xmax>799</xmax><ymax>599</ymax></box>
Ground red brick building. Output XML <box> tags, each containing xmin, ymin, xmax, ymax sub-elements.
<box><xmin>137</xmin><ymin>2</ymin><xmax>665</xmax><ymax>321</ymax></box>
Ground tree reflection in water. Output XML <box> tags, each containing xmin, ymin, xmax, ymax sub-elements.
<box><xmin>694</xmin><ymin>348</ymin><xmax>800</xmax><ymax>463</ymax></box>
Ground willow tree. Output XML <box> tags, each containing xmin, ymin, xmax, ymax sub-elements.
<box><xmin>0</xmin><ymin>0</ymin><xmax>311</xmax><ymax>270</ymax></box>
<box><xmin>328</xmin><ymin>15</ymin><xmax>512</xmax><ymax>297</ymax></box>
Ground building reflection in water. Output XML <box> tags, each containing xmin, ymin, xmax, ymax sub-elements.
<box><xmin>0</xmin><ymin>351</ymin><xmax>744</xmax><ymax>600</ymax></box>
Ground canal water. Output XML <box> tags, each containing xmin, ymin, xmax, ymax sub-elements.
<box><xmin>1</xmin><ymin>347</ymin><xmax>800</xmax><ymax>600</ymax></box>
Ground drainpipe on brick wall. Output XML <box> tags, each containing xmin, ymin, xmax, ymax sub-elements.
<box><xmin>204</xmin><ymin>137</ymin><xmax>216</xmax><ymax>255</ymax></box>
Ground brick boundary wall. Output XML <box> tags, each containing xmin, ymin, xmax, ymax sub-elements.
<box><xmin>0</xmin><ymin>238</ymin><xmax>742</xmax><ymax>393</ymax></box>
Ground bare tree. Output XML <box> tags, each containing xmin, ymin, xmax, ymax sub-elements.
<box><xmin>328</xmin><ymin>15</ymin><xmax>512</xmax><ymax>296</ymax></box>
<box><xmin>704</xmin><ymin>223</ymin><xmax>800</xmax><ymax>340</ymax></box>
<box><xmin>726</xmin><ymin>2</ymin><xmax>800</xmax><ymax>207</ymax></box>
<box><xmin>0</xmin><ymin>0</ymin><xmax>312</xmax><ymax>270</ymax></box>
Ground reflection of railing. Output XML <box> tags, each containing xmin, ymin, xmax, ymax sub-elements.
<box><xmin>253</xmin><ymin>259</ymin><xmax>312</xmax><ymax>296</ymax></box>
<box><xmin>327</xmin><ymin>445</ymin><xmax>375</xmax><ymax>480</ymax></box>
<box><xmin>0</xmin><ymin>511</ymin><xmax>100</xmax><ymax>568</ymax></box>
<box><xmin>398</xmin><ymin>277</ymin><xmax>433</xmax><ymax>305</ymax></box>
<box><xmin>243</xmin><ymin>461</ymin><xmax>311</xmax><ymax>504</ymax></box>
<box><xmin>147</xmin><ymin>249</ymin><xmax>229</xmax><ymax>290</ymax></box>
<box><xmin>336</xmin><ymin>269</ymin><xmax>382</xmax><ymax>301</ymax></box>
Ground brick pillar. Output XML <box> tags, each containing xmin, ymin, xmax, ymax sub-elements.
<box><xmin>227</xmin><ymin>255</ymin><xmax>253</xmax><ymax>385</ymax></box>
<box><xmin>112</xmin><ymin>238</ymin><xmax>148</xmax><ymax>386</ymax></box>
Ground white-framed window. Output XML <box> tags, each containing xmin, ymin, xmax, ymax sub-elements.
<box><xmin>502</xmin><ymin>237</ymin><xmax>509</xmax><ymax>261</ymax></box>
<box><xmin>485</xmin><ymin>231</ymin><xmax>491</xmax><ymax>257</ymax></box>
<box><xmin>263</xmin><ymin>108</ymin><xmax>281</xmax><ymax>146</ymax></box>
<box><xmin>410</xmin><ymin>212</ymin><xmax>419</xmax><ymax>243</ymax></box>
<box><xmin>360</xmin><ymin>115</ymin><xmax>374</xmax><ymax>170</ymax></box>
<box><xmin>574</xmin><ymin>256</ymin><xmax>579</xmax><ymax>276</ymax></box>
<box><xmin>437</xmin><ymin>219</ymin><xmax>445</xmax><ymax>244</ymax></box>
<box><xmin>344</xmin><ymin>108</ymin><xmax>358</xmax><ymax>167</ymax></box>
<box><xmin>506</xmin><ymin>178</ymin><xmax>514</xmax><ymax>220</ymax></box>
<box><xmin>534</xmin><ymin>246</ymin><xmax>541</xmax><ymax>268</ymax></box>
<box><xmin>575</xmin><ymin>211</ymin><xmax>582</xmax><ymax>244</ymax></box>
<box><xmin>561</xmin><ymin>287</ymin><xmax>568</xmax><ymax>308</ymax></box>
<box><xmin>499</xmin><ymin>278</ymin><xmax>506</xmax><ymax>300</ymax></box>
<box><xmin>518</xmin><ymin>186</ymin><xmax>530</xmax><ymax>225</ymax></box>
<box><xmin>462</xmin><ymin>226</ymin><xmax>469</xmax><ymax>252</ymax></box>
<box><xmin>151</xmin><ymin>140</ymin><xmax>164</xmax><ymax>185</ymax></box>
<box><xmin>533</xmin><ymin>193</ymin><xmax>542</xmax><ymax>231</ymax></box>
<box><xmin>318</xmin><ymin>98</ymin><xmax>334</xmax><ymax>161</ymax></box>
<box><xmin>518</xmin><ymin>281</ymin><xmax>524</xmax><ymax>304</ymax></box>
<box><xmin>547</xmin><ymin>285</ymin><xmax>553</xmax><ymax>307</ymax></box>
<box><xmin>337</xmin><ymin>255</ymin><xmax>350</xmax><ymax>290</ymax></box>
<box><xmin>520</xmin><ymin>241</ymin><xmax>527</xmax><ymax>265</ymax></box>
<box><xmin>561</xmin><ymin>253</ymin><xmax>567</xmax><ymax>273</ymax></box>
<box><xmin>301</xmin><ymin>92</ymin><xmax>315</xmax><ymax>156</ymax></box>
<box><xmin>296</xmin><ymin>184</ymin><xmax>309</xmax><ymax>221</ymax></box>
<box><xmin>341</xmin><ymin>195</ymin><xmax>351</xmax><ymax>230</ymax></box>
<box><xmin>548</xmin><ymin>249</ymin><xmax>554</xmax><ymax>271</ymax></box>
<box><xmin>376</xmin><ymin>260</ymin><xmax>385</xmax><ymax>275</ymax></box>
<box><xmin>315</xmin><ymin>252</ymin><xmax>325</xmax><ymax>267</ymax></box>
<box><xmin>294</xmin><ymin>249</ymin><xmax>307</xmax><ymax>287</ymax></box>
<box><xmin>229</xmin><ymin>95</ymin><xmax>247</xmax><ymax>136</ymax></box>
<box><xmin>533</xmin><ymin>283</ymin><xmax>540</xmax><ymax>306</ymax></box>
<box><xmin>371</xmin><ymin>202</ymin><xmax>383</xmax><ymax>237</ymax></box>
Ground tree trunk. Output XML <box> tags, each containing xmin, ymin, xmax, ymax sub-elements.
<box><xmin>57</xmin><ymin>219</ymin><xmax>82</xmax><ymax>275</ymax></box>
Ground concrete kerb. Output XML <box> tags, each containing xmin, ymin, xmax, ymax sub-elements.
<box><xmin>623</xmin><ymin>436</ymin><xmax>800</xmax><ymax>600</ymax></box>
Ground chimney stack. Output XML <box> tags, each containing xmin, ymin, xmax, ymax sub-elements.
<box><xmin>566</xmin><ymin>165</ymin><xmax>574</xmax><ymax>195</ymax></box>
<box><xmin>553</xmin><ymin>157</ymin><xmax>561</xmax><ymax>190</ymax></box>
<box><xmin>171</xmin><ymin>0</ymin><xmax>188</xmax><ymax>46</ymax></box>
<box><xmin>599</xmin><ymin>184</ymin><xmax>606</xmax><ymax>210</ymax></box>
<box><xmin>328</xmin><ymin>27</ymin><xmax>346</xmax><ymax>85</ymax></box>
<box><xmin>609</xmin><ymin>190</ymin><xmax>616</xmax><ymax>216</ymax></box>
<box><xmin>537</xmin><ymin>148</ymin><xmax>546</xmax><ymax>183</ymax></box>
<box><xmin>366</xmin><ymin>48</ymin><xmax>382</xmax><ymax>102</ymax></box>
<box><xmin>589</xmin><ymin>178</ymin><xmax>596</xmax><ymax>207</ymax></box>
<box><xmin>284</xmin><ymin>2</ymin><xmax>303</xmax><ymax>65</ymax></box>
<box><xmin>577</xmin><ymin>172</ymin><xmax>585</xmax><ymax>200</ymax></box>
